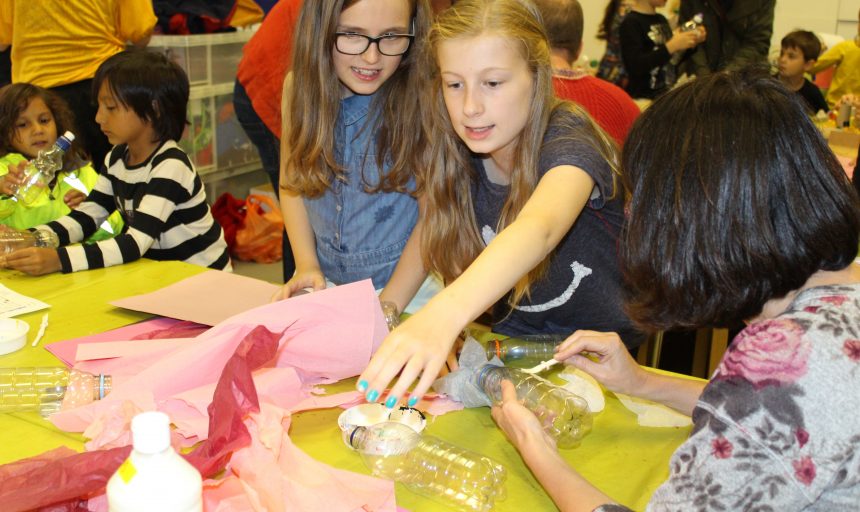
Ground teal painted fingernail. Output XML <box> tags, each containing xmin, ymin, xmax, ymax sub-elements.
<box><xmin>357</xmin><ymin>380</ymin><xmax>368</xmax><ymax>392</ymax></box>
<box><xmin>385</xmin><ymin>396</ymin><xmax>398</xmax><ymax>409</ymax></box>
<box><xmin>408</xmin><ymin>397</ymin><xmax>418</xmax><ymax>407</ymax></box>
<box><xmin>366</xmin><ymin>389</ymin><xmax>379</xmax><ymax>402</ymax></box>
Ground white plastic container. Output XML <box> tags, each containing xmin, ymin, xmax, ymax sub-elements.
<box><xmin>106</xmin><ymin>411</ymin><xmax>203</xmax><ymax>512</ymax></box>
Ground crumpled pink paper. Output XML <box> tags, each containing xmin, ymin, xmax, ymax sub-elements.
<box><xmin>0</xmin><ymin>280</ymin><xmax>400</xmax><ymax>512</ymax></box>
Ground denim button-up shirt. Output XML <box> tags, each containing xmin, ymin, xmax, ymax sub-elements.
<box><xmin>304</xmin><ymin>93</ymin><xmax>418</xmax><ymax>288</ymax></box>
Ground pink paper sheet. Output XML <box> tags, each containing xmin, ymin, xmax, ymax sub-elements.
<box><xmin>51</xmin><ymin>280</ymin><xmax>387</xmax><ymax>435</ymax></box>
<box><xmin>45</xmin><ymin>317</ymin><xmax>190</xmax><ymax>367</ymax></box>
<box><xmin>109</xmin><ymin>270</ymin><xmax>281</xmax><ymax>325</ymax></box>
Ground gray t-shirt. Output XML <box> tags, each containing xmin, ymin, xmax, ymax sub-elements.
<box><xmin>470</xmin><ymin>109</ymin><xmax>644</xmax><ymax>348</ymax></box>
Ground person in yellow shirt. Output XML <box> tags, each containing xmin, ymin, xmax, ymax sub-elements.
<box><xmin>810</xmin><ymin>9</ymin><xmax>860</xmax><ymax>109</ymax></box>
<box><xmin>0</xmin><ymin>0</ymin><xmax>157</xmax><ymax>169</ymax></box>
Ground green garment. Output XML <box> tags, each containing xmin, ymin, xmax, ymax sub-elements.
<box><xmin>0</xmin><ymin>153</ymin><xmax>123</xmax><ymax>241</ymax></box>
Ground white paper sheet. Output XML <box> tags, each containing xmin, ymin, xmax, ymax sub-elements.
<box><xmin>0</xmin><ymin>283</ymin><xmax>49</xmax><ymax>318</ymax></box>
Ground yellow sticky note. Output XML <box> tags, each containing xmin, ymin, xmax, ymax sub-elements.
<box><xmin>117</xmin><ymin>459</ymin><xmax>137</xmax><ymax>484</ymax></box>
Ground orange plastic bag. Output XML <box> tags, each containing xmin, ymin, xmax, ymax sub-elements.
<box><xmin>233</xmin><ymin>194</ymin><xmax>283</xmax><ymax>263</ymax></box>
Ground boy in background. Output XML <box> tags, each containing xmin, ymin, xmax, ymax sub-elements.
<box><xmin>776</xmin><ymin>30</ymin><xmax>828</xmax><ymax>114</ymax></box>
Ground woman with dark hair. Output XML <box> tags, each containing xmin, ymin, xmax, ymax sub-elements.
<box><xmin>490</xmin><ymin>69</ymin><xmax>860</xmax><ymax>511</ymax></box>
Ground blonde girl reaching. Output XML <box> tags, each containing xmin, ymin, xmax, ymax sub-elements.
<box><xmin>275</xmin><ymin>0</ymin><xmax>440</xmax><ymax>312</ymax></box>
<box><xmin>359</xmin><ymin>0</ymin><xmax>643</xmax><ymax>408</ymax></box>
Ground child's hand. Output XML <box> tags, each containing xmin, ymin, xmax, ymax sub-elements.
<box><xmin>666</xmin><ymin>29</ymin><xmax>701</xmax><ymax>54</ymax></box>
<box><xmin>63</xmin><ymin>190</ymin><xmax>87</xmax><ymax>209</ymax></box>
<box><xmin>271</xmin><ymin>268</ymin><xmax>326</xmax><ymax>301</ymax></box>
<box><xmin>357</xmin><ymin>303</ymin><xmax>463</xmax><ymax>408</ymax></box>
<box><xmin>0</xmin><ymin>161</ymin><xmax>27</xmax><ymax>197</ymax></box>
<box><xmin>0</xmin><ymin>247</ymin><xmax>61</xmax><ymax>275</ymax></box>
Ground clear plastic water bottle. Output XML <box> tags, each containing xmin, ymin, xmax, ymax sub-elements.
<box><xmin>670</xmin><ymin>13</ymin><xmax>703</xmax><ymax>65</ymax></box>
<box><xmin>107</xmin><ymin>411</ymin><xmax>203</xmax><ymax>512</ymax></box>
<box><xmin>0</xmin><ymin>367</ymin><xmax>111</xmax><ymax>416</ymax></box>
<box><xmin>350</xmin><ymin>421</ymin><xmax>507</xmax><ymax>512</ymax></box>
<box><xmin>475</xmin><ymin>364</ymin><xmax>592</xmax><ymax>449</ymax></box>
<box><xmin>680</xmin><ymin>12</ymin><xmax>704</xmax><ymax>33</ymax></box>
<box><xmin>484</xmin><ymin>337</ymin><xmax>560</xmax><ymax>366</ymax></box>
<box><xmin>13</xmin><ymin>131</ymin><xmax>75</xmax><ymax>206</ymax></box>
<box><xmin>0</xmin><ymin>228</ymin><xmax>59</xmax><ymax>255</ymax></box>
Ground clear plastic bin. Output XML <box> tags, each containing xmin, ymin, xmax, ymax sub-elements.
<box><xmin>181</xmin><ymin>83</ymin><xmax>260</xmax><ymax>176</ymax></box>
<box><xmin>148</xmin><ymin>29</ymin><xmax>256</xmax><ymax>87</ymax></box>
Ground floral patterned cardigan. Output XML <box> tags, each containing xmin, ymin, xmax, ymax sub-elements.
<box><xmin>598</xmin><ymin>284</ymin><xmax>860</xmax><ymax>511</ymax></box>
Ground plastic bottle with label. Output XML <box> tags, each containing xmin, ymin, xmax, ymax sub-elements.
<box><xmin>0</xmin><ymin>228</ymin><xmax>59</xmax><ymax>255</ymax></box>
<box><xmin>350</xmin><ymin>421</ymin><xmax>507</xmax><ymax>512</ymax></box>
<box><xmin>0</xmin><ymin>366</ymin><xmax>111</xmax><ymax>416</ymax></box>
<box><xmin>483</xmin><ymin>336</ymin><xmax>560</xmax><ymax>366</ymax></box>
<box><xmin>107</xmin><ymin>411</ymin><xmax>203</xmax><ymax>512</ymax></box>
<box><xmin>12</xmin><ymin>131</ymin><xmax>75</xmax><ymax>206</ymax></box>
<box><xmin>475</xmin><ymin>364</ymin><xmax>592</xmax><ymax>448</ymax></box>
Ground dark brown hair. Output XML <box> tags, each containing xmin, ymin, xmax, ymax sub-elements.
<box><xmin>620</xmin><ymin>68</ymin><xmax>860</xmax><ymax>331</ymax></box>
<box><xmin>781</xmin><ymin>30</ymin><xmax>821</xmax><ymax>62</ymax></box>
<box><xmin>597</xmin><ymin>0</ymin><xmax>625</xmax><ymax>40</ymax></box>
<box><xmin>0</xmin><ymin>83</ymin><xmax>88</xmax><ymax>172</ymax></box>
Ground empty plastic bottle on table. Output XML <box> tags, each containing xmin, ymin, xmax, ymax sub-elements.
<box><xmin>12</xmin><ymin>131</ymin><xmax>75</xmax><ymax>206</ymax></box>
<box><xmin>483</xmin><ymin>336</ymin><xmax>560</xmax><ymax>366</ymax></box>
<box><xmin>0</xmin><ymin>366</ymin><xmax>111</xmax><ymax>416</ymax></box>
<box><xmin>107</xmin><ymin>411</ymin><xmax>203</xmax><ymax>512</ymax></box>
<box><xmin>475</xmin><ymin>364</ymin><xmax>591</xmax><ymax>449</ymax></box>
<box><xmin>0</xmin><ymin>228</ymin><xmax>59</xmax><ymax>255</ymax></box>
<box><xmin>350</xmin><ymin>421</ymin><xmax>507</xmax><ymax>512</ymax></box>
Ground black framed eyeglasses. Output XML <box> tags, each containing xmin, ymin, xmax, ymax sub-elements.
<box><xmin>334</xmin><ymin>32</ymin><xmax>414</xmax><ymax>56</ymax></box>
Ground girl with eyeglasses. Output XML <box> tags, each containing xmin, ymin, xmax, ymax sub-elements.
<box><xmin>274</xmin><ymin>0</ymin><xmax>441</xmax><ymax>312</ymax></box>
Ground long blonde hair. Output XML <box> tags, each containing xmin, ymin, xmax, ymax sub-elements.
<box><xmin>281</xmin><ymin>0</ymin><xmax>432</xmax><ymax>198</ymax></box>
<box><xmin>421</xmin><ymin>0</ymin><xmax>618</xmax><ymax>305</ymax></box>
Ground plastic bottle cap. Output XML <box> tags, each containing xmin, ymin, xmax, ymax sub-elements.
<box><xmin>0</xmin><ymin>319</ymin><xmax>29</xmax><ymax>355</ymax></box>
<box><xmin>131</xmin><ymin>411</ymin><xmax>171</xmax><ymax>454</ymax></box>
<box><xmin>62</xmin><ymin>131</ymin><xmax>75</xmax><ymax>142</ymax></box>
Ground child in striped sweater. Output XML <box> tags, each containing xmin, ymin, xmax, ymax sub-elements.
<box><xmin>0</xmin><ymin>50</ymin><xmax>230</xmax><ymax>275</ymax></box>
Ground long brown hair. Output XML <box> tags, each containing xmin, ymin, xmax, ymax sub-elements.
<box><xmin>421</xmin><ymin>0</ymin><xmax>618</xmax><ymax>305</ymax></box>
<box><xmin>0</xmin><ymin>83</ymin><xmax>88</xmax><ymax>172</ymax></box>
<box><xmin>281</xmin><ymin>0</ymin><xmax>432</xmax><ymax>198</ymax></box>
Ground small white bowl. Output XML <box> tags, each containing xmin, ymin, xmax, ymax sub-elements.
<box><xmin>0</xmin><ymin>318</ymin><xmax>29</xmax><ymax>355</ymax></box>
<box><xmin>338</xmin><ymin>403</ymin><xmax>427</xmax><ymax>448</ymax></box>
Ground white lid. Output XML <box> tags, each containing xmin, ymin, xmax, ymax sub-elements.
<box><xmin>131</xmin><ymin>411</ymin><xmax>171</xmax><ymax>454</ymax></box>
<box><xmin>62</xmin><ymin>131</ymin><xmax>75</xmax><ymax>142</ymax></box>
<box><xmin>0</xmin><ymin>319</ymin><xmax>29</xmax><ymax>356</ymax></box>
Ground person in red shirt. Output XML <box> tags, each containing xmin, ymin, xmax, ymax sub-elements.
<box><xmin>234</xmin><ymin>0</ymin><xmax>302</xmax><ymax>280</ymax></box>
<box><xmin>534</xmin><ymin>0</ymin><xmax>640</xmax><ymax>146</ymax></box>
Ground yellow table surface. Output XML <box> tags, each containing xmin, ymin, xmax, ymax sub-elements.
<box><xmin>0</xmin><ymin>260</ymin><xmax>695</xmax><ymax>511</ymax></box>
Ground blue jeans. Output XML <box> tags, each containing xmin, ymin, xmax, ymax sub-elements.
<box><xmin>234</xmin><ymin>79</ymin><xmax>295</xmax><ymax>280</ymax></box>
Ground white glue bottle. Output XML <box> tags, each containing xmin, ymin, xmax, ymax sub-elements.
<box><xmin>107</xmin><ymin>411</ymin><xmax>203</xmax><ymax>512</ymax></box>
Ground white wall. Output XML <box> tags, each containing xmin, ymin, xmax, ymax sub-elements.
<box><xmin>577</xmin><ymin>0</ymin><xmax>860</xmax><ymax>65</ymax></box>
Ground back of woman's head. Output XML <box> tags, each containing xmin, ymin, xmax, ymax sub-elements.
<box><xmin>93</xmin><ymin>50</ymin><xmax>189</xmax><ymax>143</ymax></box>
<box><xmin>284</xmin><ymin>0</ymin><xmax>432</xmax><ymax>198</ymax></box>
<box><xmin>621</xmin><ymin>68</ymin><xmax>860</xmax><ymax>331</ymax></box>
<box><xmin>0</xmin><ymin>83</ymin><xmax>87</xmax><ymax>170</ymax></box>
